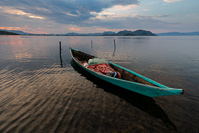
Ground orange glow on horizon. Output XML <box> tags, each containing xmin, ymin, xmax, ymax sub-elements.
<box><xmin>69</xmin><ymin>27</ymin><xmax>82</xmax><ymax>32</ymax></box>
<box><xmin>0</xmin><ymin>27</ymin><xmax>22</xmax><ymax>30</ymax></box>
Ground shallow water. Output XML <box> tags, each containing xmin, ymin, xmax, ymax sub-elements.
<box><xmin>0</xmin><ymin>35</ymin><xmax>199</xmax><ymax>132</ymax></box>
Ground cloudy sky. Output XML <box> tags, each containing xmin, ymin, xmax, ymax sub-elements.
<box><xmin>0</xmin><ymin>0</ymin><xmax>198</xmax><ymax>34</ymax></box>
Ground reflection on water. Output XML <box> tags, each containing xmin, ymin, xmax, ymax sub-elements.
<box><xmin>0</xmin><ymin>65</ymin><xmax>79</xmax><ymax>132</ymax></box>
<box><xmin>0</xmin><ymin>36</ymin><xmax>199</xmax><ymax>132</ymax></box>
<box><xmin>71</xmin><ymin>60</ymin><xmax>177</xmax><ymax>131</ymax></box>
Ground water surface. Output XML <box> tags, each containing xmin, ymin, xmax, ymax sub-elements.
<box><xmin>0</xmin><ymin>35</ymin><xmax>199</xmax><ymax>132</ymax></box>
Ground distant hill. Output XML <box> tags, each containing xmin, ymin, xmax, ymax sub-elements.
<box><xmin>62</xmin><ymin>29</ymin><xmax>156</xmax><ymax>36</ymax></box>
<box><xmin>0</xmin><ymin>30</ymin><xmax>19</xmax><ymax>35</ymax></box>
<box><xmin>1</xmin><ymin>29</ymin><xmax>199</xmax><ymax>36</ymax></box>
<box><xmin>0</xmin><ymin>29</ymin><xmax>30</xmax><ymax>35</ymax></box>
<box><xmin>157</xmin><ymin>31</ymin><xmax>199</xmax><ymax>36</ymax></box>
<box><xmin>62</xmin><ymin>32</ymin><xmax>103</xmax><ymax>36</ymax></box>
<box><xmin>0</xmin><ymin>29</ymin><xmax>156</xmax><ymax>36</ymax></box>
<box><xmin>65</xmin><ymin>32</ymin><xmax>81</xmax><ymax>36</ymax></box>
<box><xmin>117</xmin><ymin>30</ymin><xmax>156</xmax><ymax>36</ymax></box>
<box><xmin>102</xmin><ymin>31</ymin><xmax>116</xmax><ymax>36</ymax></box>
<box><xmin>117</xmin><ymin>30</ymin><xmax>133</xmax><ymax>36</ymax></box>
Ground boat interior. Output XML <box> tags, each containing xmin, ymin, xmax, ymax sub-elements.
<box><xmin>71</xmin><ymin>49</ymin><xmax>157</xmax><ymax>87</ymax></box>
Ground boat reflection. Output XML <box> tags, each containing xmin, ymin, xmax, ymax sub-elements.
<box><xmin>70</xmin><ymin>60</ymin><xmax>177</xmax><ymax>131</ymax></box>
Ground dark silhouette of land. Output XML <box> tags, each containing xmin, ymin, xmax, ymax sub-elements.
<box><xmin>0</xmin><ymin>29</ymin><xmax>157</xmax><ymax>36</ymax></box>
<box><xmin>2</xmin><ymin>28</ymin><xmax>198</xmax><ymax>36</ymax></box>
<box><xmin>0</xmin><ymin>30</ymin><xmax>19</xmax><ymax>35</ymax></box>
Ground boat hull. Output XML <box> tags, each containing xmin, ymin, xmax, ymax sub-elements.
<box><xmin>70</xmin><ymin>48</ymin><xmax>184</xmax><ymax>97</ymax></box>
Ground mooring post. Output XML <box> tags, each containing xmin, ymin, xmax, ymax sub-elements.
<box><xmin>59</xmin><ymin>41</ymin><xmax>62</xmax><ymax>54</ymax></box>
<box><xmin>114</xmin><ymin>39</ymin><xmax>116</xmax><ymax>50</ymax></box>
<box><xmin>59</xmin><ymin>41</ymin><xmax>63</xmax><ymax>68</ymax></box>
<box><xmin>91</xmin><ymin>40</ymin><xmax>94</xmax><ymax>55</ymax></box>
<box><xmin>113</xmin><ymin>39</ymin><xmax>116</xmax><ymax>57</ymax></box>
<box><xmin>91</xmin><ymin>40</ymin><xmax>93</xmax><ymax>49</ymax></box>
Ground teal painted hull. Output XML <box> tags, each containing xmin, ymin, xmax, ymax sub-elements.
<box><xmin>70</xmin><ymin>48</ymin><xmax>184</xmax><ymax>97</ymax></box>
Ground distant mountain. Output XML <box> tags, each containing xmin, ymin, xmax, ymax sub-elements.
<box><xmin>65</xmin><ymin>32</ymin><xmax>81</xmax><ymax>36</ymax></box>
<box><xmin>157</xmin><ymin>31</ymin><xmax>199</xmax><ymax>36</ymax></box>
<box><xmin>2</xmin><ymin>28</ymin><xmax>199</xmax><ymax>36</ymax></box>
<box><xmin>86</xmin><ymin>33</ymin><xmax>103</xmax><ymax>36</ymax></box>
<box><xmin>62</xmin><ymin>29</ymin><xmax>156</xmax><ymax>36</ymax></box>
<box><xmin>102</xmin><ymin>31</ymin><xmax>116</xmax><ymax>36</ymax></box>
<box><xmin>132</xmin><ymin>30</ymin><xmax>156</xmax><ymax>36</ymax></box>
<box><xmin>117</xmin><ymin>30</ymin><xmax>156</xmax><ymax>36</ymax></box>
<box><xmin>0</xmin><ymin>30</ymin><xmax>19</xmax><ymax>35</ymax></box>
<box><xmin>117</xmin><ymin>30</ymin><xmax>134</xmax><ymax>36</ymax></box>
<box><xmin>0</xmin><ymin>29</ymin><xmax>30</xmax><ymax>35</ymax></box>
<box><xmin>62</xmin><ymin>32</ymin><xmax>103</xmax><ymax>36</ymax></box>
<box><xmin>0</xmin><ymin>29</ymin><xmax>157</xmax><ymax>36</ymax></box>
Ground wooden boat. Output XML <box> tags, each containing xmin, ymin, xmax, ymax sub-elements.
<box><xmin>70</xmin><ymin>48</ymin><xmax>184</xmax><ymax>97</ymax></box>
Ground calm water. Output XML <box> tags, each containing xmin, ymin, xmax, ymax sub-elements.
<box><xmin>0</xmin><ymin>35</ymin><xmax>199</xmax><ymax>132</ymax></box>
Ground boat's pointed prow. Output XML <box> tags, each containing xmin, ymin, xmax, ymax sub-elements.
<box><xmin>182</xmin><ymin>89</ymin><xmax>184</xmax><ymax>95</ymax></box>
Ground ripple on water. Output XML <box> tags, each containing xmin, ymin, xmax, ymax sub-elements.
<box><xmin>0</xmin><ymin>61</ymin><xmax>199</xmax><ymax>132</ymax></box>
<box><xmin>0</xmin><ymin>64</ymin><xmax>90</xmax><ymax>132</ymax></box>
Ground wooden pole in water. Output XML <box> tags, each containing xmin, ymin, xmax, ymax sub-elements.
<box><xmin>91</xmin><ymin>40</ymin><xmax>94</xmax><ymax>55</ymax></box>
<box><xmin>113</xmin><ymin>39</ymin><xmax>116</xmax><ymax>57</ymax></box>
<box><xmin>91</xmin><ymin>40</ymin><xmax>93</xmax><ymax>49</ymax></box>
<box><xmin>114</xmin><ymin>39</ymin><xmax>116</xmax><ymax>50</ymax></box>
<box><xmin>59</xmin><ymin>41</ymin><xmax>62</xmax><ymax>54</ymax></box>
<box><xmin>59</xmin><ymin>41</ymin><xmax>63</xmax><ymax>68</ymax></box>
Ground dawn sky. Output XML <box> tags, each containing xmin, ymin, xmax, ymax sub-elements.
<box><xmin>0</xmin><ymin>0</ymin><xmax>198</xmax><ymax>34</ymax></box>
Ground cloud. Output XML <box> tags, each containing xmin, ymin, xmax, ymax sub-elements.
<box><xmin>0</xmin><ymin>6</ymin><xmax>45</xmax><ymax>19</ymax></box>
<box><xmin>0</xmin><ymin>0</ymin><xmax>139</xmax><ymax>25</ymax></box>
<box><xmin>69</xmin><ymin>27</ymin><xmax>82</xmax><ymax>32</ymax></box>
<box><xmin>85</xmin><ymin>12</ymin><xmax>174</xmax><ymax>30</ymax></box>
<box><xmin>163</xmin><ymin>0</ymin><xmax>182</xmax><ymax>3</ymax></box>
<box><xmin>1</xmin><ymin>0</ymin><xmax>176</xmax><ymax>33</ymax></box>
<box><xmin>86</xmin><ymin>3</ymin><xmax>172</xmax><ymax>30</ymax></box>
<box><xmin>1</xmin><ymin>0</ymin><xmax>195</xmax><ymax>33</ymax></box>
